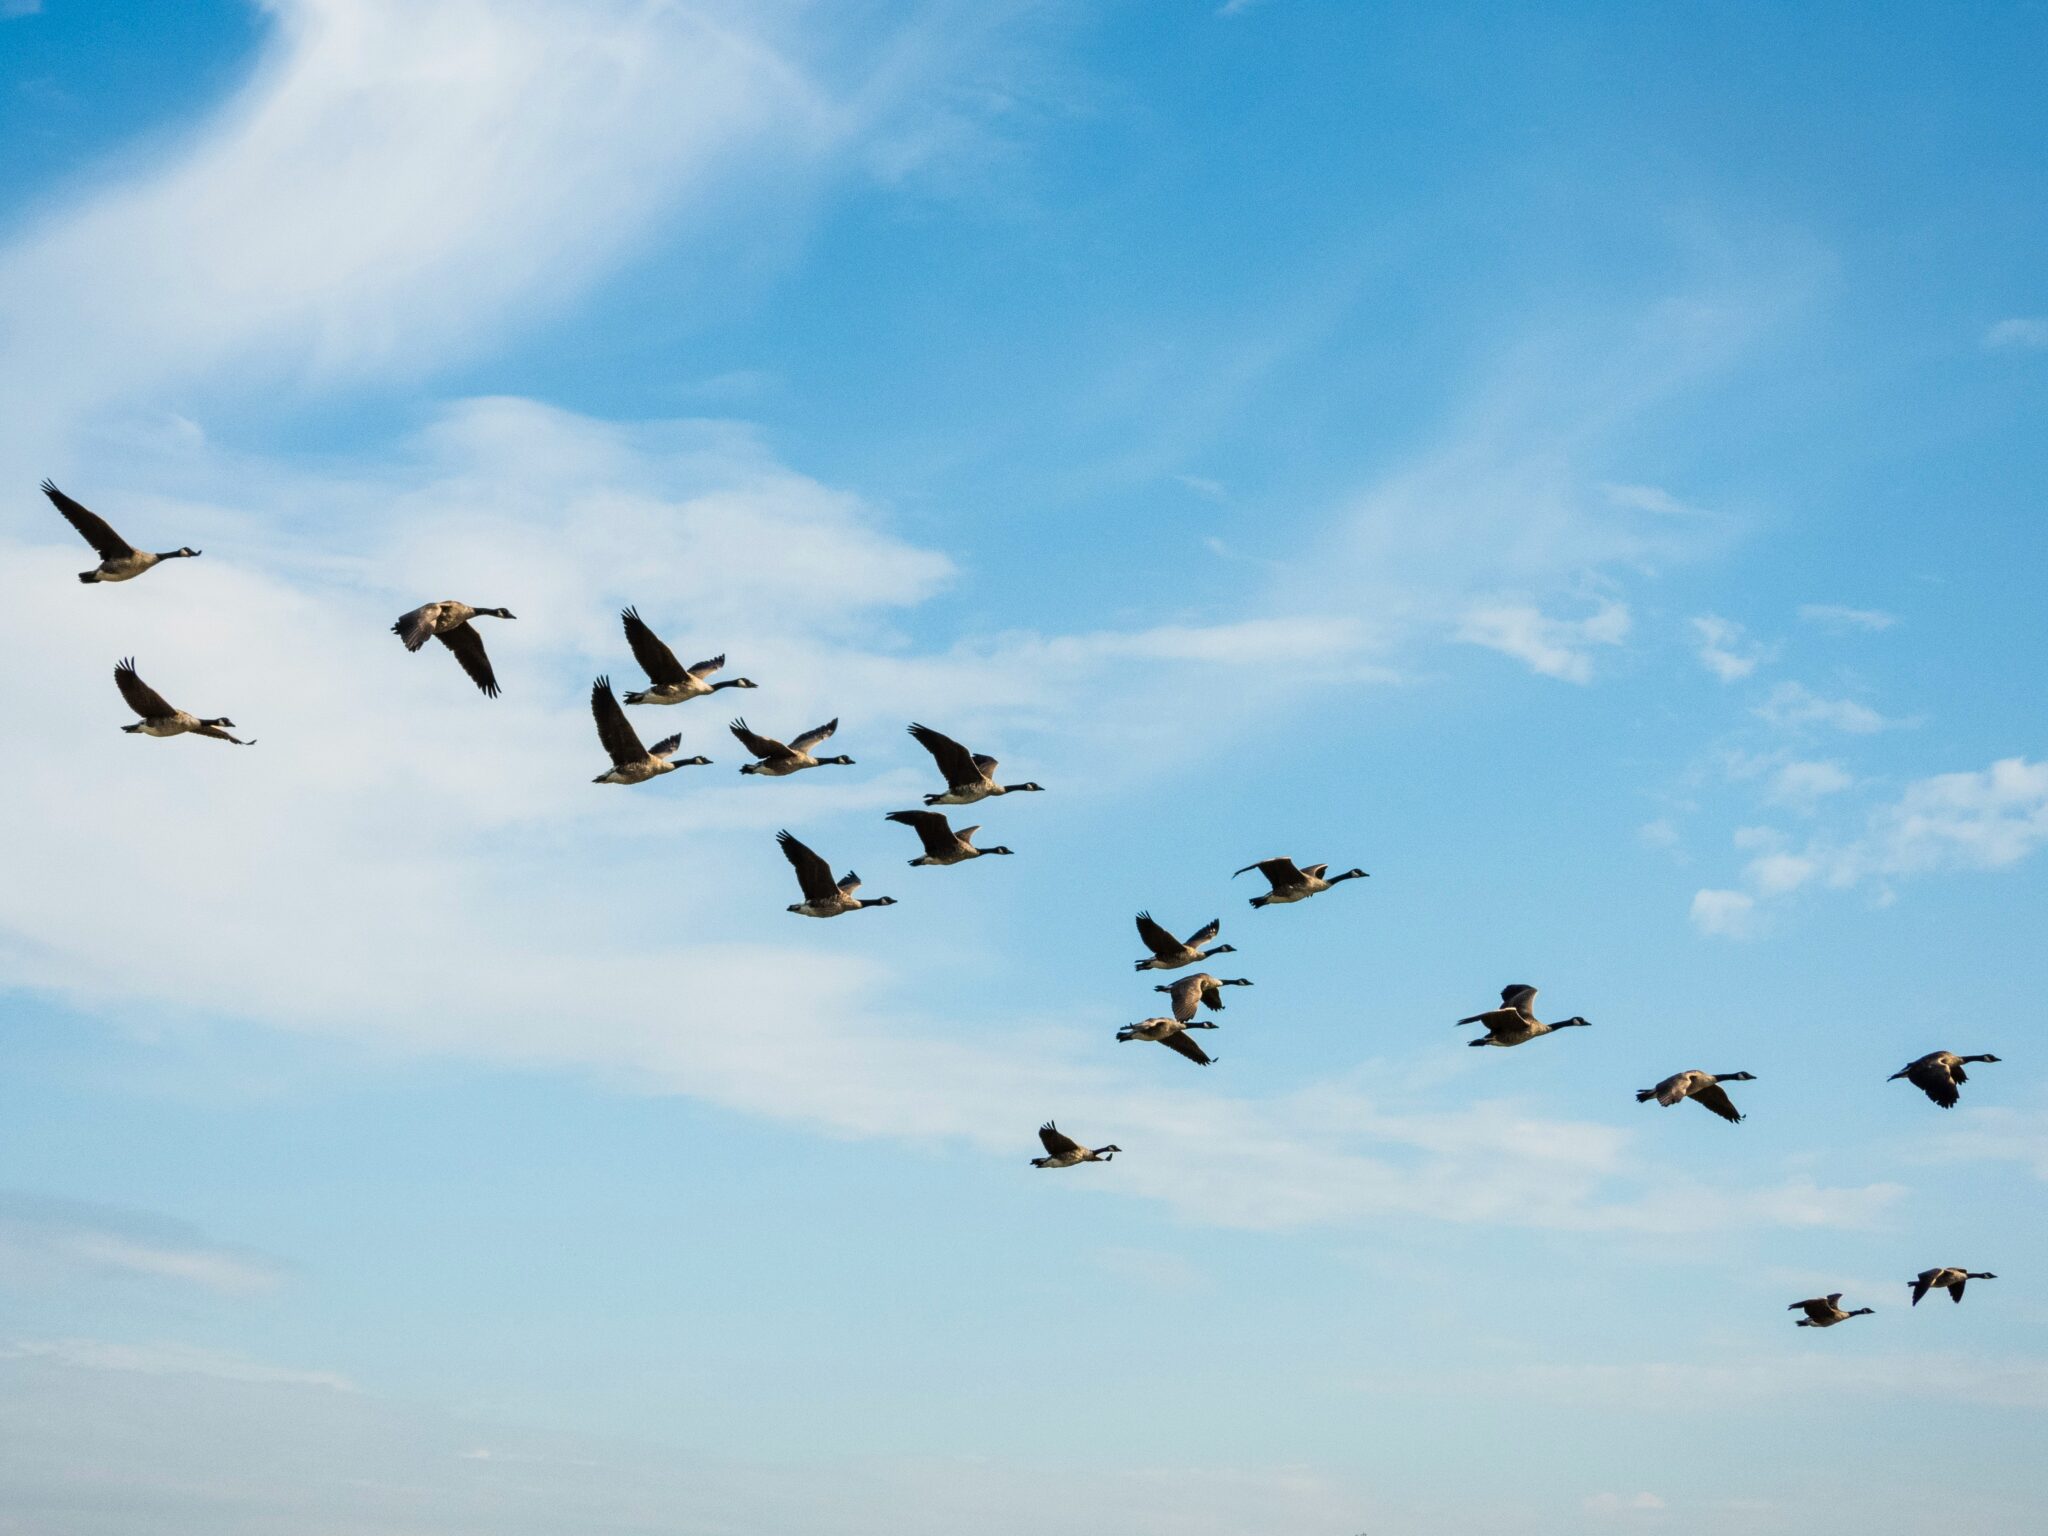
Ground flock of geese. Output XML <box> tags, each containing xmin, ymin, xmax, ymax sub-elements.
<box><xmin>41</xmin><ymin>479</ymin><xmax>2012</xmax><ymax>1327</ymax></box>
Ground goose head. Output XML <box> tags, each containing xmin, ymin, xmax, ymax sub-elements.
<box><xmin>821</xmin><ymin>755</ymin><xmax>856</xmax><ymax>765</ymax></box>
<box><xmin>1002</xmin><ymin>781</ymin><xmax>1045</xmax><ymax>793</ymax></box>
<box><xmin>1556</xmin><ymin>1015</ymin><xmax>1592</xmax><ymax>1029</ymax></box>
<box><xmin>673</xmin><ymin>755</ymin><xmax>713</xmax><ymax>767</ymax></box>
<box><xmin>981</xmin><ymin>845</ymin><xmax>1015</xmax><ymax>856</ymax></box>
<box><xmin>859</xmin><ymin>896</ymin><xmax>898</xmax><ymax>907</ymax></box>
<box><xmin>482</xmin><ymin>607</ymin><xmax>515</xmax><ymax>619</ymax></box>
<box><xmin>170</xmin><ymin>546</ymin><xmax>201</xmax><ymax>559</ymax></box>
<box><xmin>202</xmin><ymin>717</ymin><xmax>237</xmax><ymax>728</ymax></box>
<box><xmin>1716</xmin><ymin>1071</ymin><xmax>1758</xmax><ymax>1081</ymax></box>
<box><xmin>1207</xmin><ymin>943</ymin><xmax>1237</xmax><ymax>955</ymax></box>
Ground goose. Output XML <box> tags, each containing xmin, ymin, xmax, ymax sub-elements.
<box><xmin>619</xmin><ymin>608</ymin><xmax>756</xmax><ymax>705</ymax></box>
<box><xmin>1116</xmin><ymin>1014</ymin><xmax>1218</xmax><ymax>1066</ymax></box>
<box><xmin>731</xmin><ymin>718</ymin><xmax>854</xmax><ymax>775</ymax></box>
<box><xmin>1635</xmin><ymin>1070</ymin><xmax>1756</xmax><ymax>1124</ymax></box>
<box><xmin>1791</xmin><ymin>1294</ymin><xmax>1873</xmax><ymax>1328</ymax></box>
<box><xmin>1456</xmin><ymin>984</ymin><xmax>1590</xmax><ymax>1048</ymax></box>
<box><xmin>778</xmin><ymin>829</ymin><xmax>896</xmax><ymax>917</ymax></box>
<box><xmin>392</xmin><ymin>601</ymin><xmax>514</xmax><ymax>697</ymax></box>
<box><xmin>1031</xmin><ymin>1121</ymin><xmax>1119</xmax><ymax>1168</ymax></box>
<box><xmin>1132</xmin><ymin>912</ymin><xmax>1235</xmax><ymax>973</ymax></box>
<box><xmin>590</xmin><ymin>676</ymin><xmax>710</xmax><ymax>784</ymax></box>
<box><xmin>1910</xmin><ymin>1267</ymin><xmax>1996</xmax><ymax>1306</ymax></box>
<box><xmin>45</xmin><ymin>481</ymin><xmax>199</xmax><ymax>584</ymax></box>
<box><xmin>1890</xmin><ymin>1051</ymin><xmax>2001</xmax><ymax>1108</ymax></box>
<box><xmin>113</xmin><ymin>659</ymin><xmax>252</xmax><ymax>744</ymax></box>
<box><xmin>1233</xmin><ymin>857</ymin><xmax>1367</xmax><ymax>908</ymax></box>
<box><xmin>906</xmin><ymin>722</ymin><xmax>1044</xmax><ymax>806</ymax></box>
<box><xmin>884</xmin><ymin>810</ymin><xmax>1013</xmax><ymax>866</ymax></box>
<box><xmin>1155</xmin><ymin>972</ymin><xmax>1252</xmax><ymax>1021</ymax></box>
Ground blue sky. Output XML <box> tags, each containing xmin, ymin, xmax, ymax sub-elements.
<box><xmin>2</xmin><ymin>2</ymin><xmax>2046</xmax><ymax>1532</ymax></box>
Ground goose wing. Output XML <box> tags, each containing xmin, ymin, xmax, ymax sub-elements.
<box><xmin>1500</xmin><ymin>984</ymin><xmax>1538</xmax><ymax>1016</ymax></box>
<box><xmin>1162</xmin><ymin>974</ymin><xmax>1204</xmax><ymax>1022</ymax></box>
<box><xmin>685</xmin><ymin>653</ymin><xmax>726</xmax><ymax>680</ymax></box>
<box><xmin>908</xmin><ymin>722</ymin><xmax>984</xmax><ymax>788</ymax></box>
<box><xmin>392</xmin><ymin>603</ymin><xmax>438</xmax><ymax>652</ymax></box>
<box><xmin>776</xmin><ymin>830</ymin><xmax>839</xmax><ymax>903</ymax></box>
<box><xmin>591</xmin><ymin>677</ymin><xmax>647</xmax><ymax>765</ymax></box>
<box><xmin>1911</xmin><ymin>1272</ymin><xmax>1935</xmax><ymax>1306</ymax></box>
<box><xmin>886</xmin><ymin>810</ymin><xmax>957</xmax><ymax>857</ymax></box>
<box><xmin>1232</xmin><ymin>857</ymin><xmax>1304</xmax><ymax>888</ymax></box>
<box><xmin>44</xmin><ymin>481</ymin><xmax>136</xmax><ymax>560</ymax></box>
<box><xmin>730</xmin><ymin>720</ymin><xmax>790</xmax><ymax>759</ymax></box>
<box><xmin>1691</xmin><ymin>1083</ymin><xmax>1744</xmax><ymax>1123</ymax></box>
<box><xmin>1184</xmin><ymin>917</ymin><xmax>1221</xmax><ymax>949</ymax></box>
<box><xmin>1134</xmin><ymin>911</ymin><xmax>1183</xmax><ymax>959</ymax></box>
<box><xmin>1160</xmin><ymin>1029</ymin><xmax>1215</xmax><ymax>1066</ymax></box>
<box><xmin>789</xmin><ymin>718</ymin><xmax>839</xmax><ymax>754</ymax></box>
<box><xmin>436</xmin><ymin>623</ymin><xmax>501</xmax><ymax>697</ymax></box>
<box><xmin>620</xmin><ymin>608</ymin><xmax>690</xmax><ymax>686</ymax></box>
<box><xmin>192</xmin><ymin>722</ymin><xmax>253</xmax><ymax>745</ymax></box>
<box><xmin>114</xmin><ymin>659</ymin><xmax>173</xmax><ymax>719</ymax></box>
<box><xmin>1038</xmin><ymin>1122</ymin><xmax>1081</xmax><ymax>1157</ymax></box>
<box><xmin>1907</xmin><ymin>1058</ymin><xmax>1960</xmax><ymax>1107</ymax></box>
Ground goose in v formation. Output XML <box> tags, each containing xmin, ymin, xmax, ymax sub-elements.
<box><xmin>1233</xmin><ymin>856</ymin><xmax>1367</xmax><ymax>908</ymax></box>
<box><xmin>619</xmin><ymin>608</ymin><xmax>756</xmax><ymax>704</ymax></box>
<box><xmin>114</xmin><ymin>659</ymin><xmax>253</xmax><ymax>744</ymax></box>
<box><xmin>1636</xmin><ymin>1070</ymin><xmax>1756</xmax><ymax>1124</ymax></box>
<box><xmin>1155</xmin><ymin>971</ymin><xmax>1251</xmax><ymax>1021</ymax></box>
<box><xmin>1457</xmin><ymin>984</ymin><xmax>1589</xmax><ymax>1048</ymax></box>
<box><xmin>46</xmin><ymin>481</ymin><xmax>200</xmax><ymax>584</ymax></box>
<box><xmin>731</xmin><ymin>717</ymin><xmax>853</xmax><ymax>776</ymax></box>
<box><xmin>590</xmin><ymin>676</ymin><xmax>710</xmax><ymax>784</ymax></box>
<box><xmin>906</xmin><ymin>722</ymin><xmax>1043</xmax><ymax>806</ymax></box>
<box><xmin>1911</xmin><ymin>1267</ymin><xmax>1996</xmax><ymax>1305</ymax></box>
<box><xmin>1117</xmin><ymin>1012</ymin><xmax>1218</xmax><ymax>1066</ymax></box>
<box><xmin>1132</xmin><ymin>912</ymin><xmax>1234</xmax><ymax>972</ymax></box>
<box><xmin>1031</xmin><ymin>1122</ymin><xmax>1119</xmax><ymax>1168</ymax></box>
<box><xmin>392</xmin><ymin>600</ymin><xmax>515</xmax><ymax>697</ymax></box>
<box><xmin>1791</xmin><ymin>1294</ymin><xmax>1873</xmax><ymax>1327</ymax></box>
<box><xmin>1890</xmin><ymin>1050</ymin><xmax>2001</xmax><ymax>1108</ymax></box>
<box><xmin>778</xmin><ymin>829</ymin><xmax>895</xmax><ymax>917</ymax></box>
<box><xmin>884</xmin><ymin>810</ymin><xmax>1013</xmax><ymax>866</ymax></box>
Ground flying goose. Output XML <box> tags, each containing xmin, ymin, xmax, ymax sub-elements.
<box><xmin>113</xmin><ymin>659</ymin><xmax>252</xmax><ymax>744</ymax></box>
<box><xmin>778</xmin><ymin>829</ymin><xmax>896</xmax><ymax>917</ymax></box>
<box><xmin>1791</xmin><ymin>1294</ymin><xmax>1873</xmax><ymax>1328</ymax></box>
<box><xmin>906</xmin><ymin>722</ymin><xmax>1044</xmax><ymax>806</ymax></box>
<box><xmin>731</xmin><ymin>718</ymin><xmax>854</xmax><ymax>775</ymax></box>
<box><xmin>1890</xmin><ymin>1051</ymin><xmax>2001</xmax><ymax>1108</ymax></box>
<box><xmin>392</xmin><ymin>601</ymin><xmax>515</xmax><ymax>697</ymax></box>
<box><xmin>1636</xmin><ymin>1070</ymin><xmax>1756</xmax><ymax>1123</ymax></box>
<box><xmin>590</xmin><ymin>676</ymin><xmax>710</xmax><ymax>784</ymax></box>
<box><xmin>1232</xmin><ymin>857</ymin><xmax>1368</xmax><ymax>908</ymax></box>
<box><xmin>884</xmin><ymin>809</ymin><xmax>1013</xmax><ymax>866</ymax></box>
<box><xmin>1031</xmin><ymin>1122</ymin><xmax>1119</xmax><ymax>1168</ymax></box>
<box><xmin>1117</xmin><ymin>1013</ymin><xmax>1218</xmax><ymax>1066</ymax></box>
<box><xmin>620</xmin><ymin>608</ymin><xmax>756</xmax><ymax>704</ymax></box>
<box><xmin>1155</xmin><ymin>972</ymin><xmax>1252</xmax><ymax>1021</ymax></box>
<box><xmin>1911</xmin><ymin>1267</ymin><xmax>1996</xmax><ymax>1306</ymax></box>
<box><xmin>45</xmin><ymin>481</ymin><xmax>199</xmax><ymax>584</ymax></box>
<box><xmin>1132</xmin><ymin>912</ymin><xmax>1234</xmax><ymax>973</ymax></box>
<box><xmin>1456</xmin><ymin>984</ymin><xmax>1589</xmax><ymax>1048</ymax></box>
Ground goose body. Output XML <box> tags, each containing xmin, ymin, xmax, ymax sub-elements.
<box><xmin>1911</xmin><ymin>1267</ymin><xmax>1996</xmax><ymax>1306</ymax></box>
<box><xmin>731</xmin><ymin>717</ymin><xmax>853</xmax><ymax>776</ymax></box>
<box><xmin>884</xmin><ymin>809</ymin><xmax>1012</xmax><ymax>866</ymax></box>
<box><xmin>590</xmin><ymin>676</ymin><xmax>710</xmax><ymax>784</ymax></box>
<box><xmin>1116</xmin><ymin>1014</ymin><xmax>1218</xmax><ymax>1066</ymax></box>
<box><xmin>619</xmin><ymin>608</ymin><xmax>755</xmax><ymax>704</ymax></box>
<box><xmin>778</xmin><ymin>829</ymin><xmax>896</xmax><ymax>917</ymax></box>
<box><xmin>1155</xmin><ymin>972</ymin><xmax>1252</xmax><ymax>1021</ymax></box>
<box><xmin>392</xmin><ymin>600</ymin><xmax>515</xmax><ymax>697</ymax></box>
<box><xmin>1636</xmin><ymin>1070</ymin><xmax>1755</xmax><ymax>1123</ymax></box>
<box><xmin>113</xmin><ymin>659</ymin><xmax>252</xmax><ymax>744</ymax></box>
<box><xmin>906</xmin><ymin>722</ymin><xmax>1043</xmax><ymax>806</ymax></box>
<box><xmin>46</xmin><ymin>481</ymin><xmax>199</xmax><ymax>584</ymax></box>
<box><xmin>1031</xmin><ymin>1121</ymin><xmax>1119</xmax><ymax>1168</ymax></box>
<box><xmin>1132</xmin><ymin>912</ymin><xmax>1234</xmax><ymax>972</ymax></box>
<box><xmin>1457</xmin><ymin>984</ymin><xmax>1589</xmax><ymax>1048</ymax></box>
<box><xmin>1233</xmin><ymin>856</ymin><xmax>1367</xmax><ymax>908</ymax></box>
<box><xmin>1890</xmin><ymin>1050</ymin><xmax>2001</xmax><ymax>1108</ymax></box>
<box><xmin>1791</xmin><ymin>1293</ymin><xmax>1873</xmax><ymax>1328</ymax></box>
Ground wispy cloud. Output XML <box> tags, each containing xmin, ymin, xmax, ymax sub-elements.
<box><xmin>1755</xmin><ymin>681</ymin><xmax>1898</xmax><ymax>734</ymax></box>
<box><xmin>1458</xmin><ymin>599</ymin><xmax>1630</xmax><ymax>684</ymax></box>
<box><xmin>0</xmin><ymin>1337</ymin><xmax>348</xmax><ymax>1390</ymax></box>
<box><xmin>1983</xmin><ymin>317</ymin><xmax>2048</xmax><ymax>350</ymax></box>
<box><xmin>1691</xmin><ymin>613</ymin><xmax>1769</xmax><ymax>681</ymax></box>
<box><xmin>0</xmin><ymin>1193</ymin><xmax>283</xmax><ymax>1296</ymax></box>
<box><xmin>1797</xmin><ymin>603</ymin><xmax>1896</xmax><ymax>633</ymax></box>
<box><xmin>1689</xmin><ymin>888</ymin><xmax>1757</xmax><ymax>937</ymax></box>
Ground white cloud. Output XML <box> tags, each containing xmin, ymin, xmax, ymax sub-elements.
<box><xmin>1584</xmin><ymin>1491</ymin><xmax>1666</xmax><ymax>1515</ymax></box>
<box><xmin>1601</xmin><ymin>482</ymin><xmax>1702</xmax><ymax>517</ymax></box>
<box><xmin>1690</xmin><ymin>613</ymin><xmax>1767</xmax><ymax>681</ymax></box>
<box><xmin>2</xmin><ymin>0</ymin><xmax>43</xmax><ymax>19</ymax></box>
<box><xmin>0</xmin><ymin>1193</ymin><xmax>283</xmax><ymax>1296</ymax></box>
<box><xmin>0</xmin><ymin>1338</ymin><xmax>349</xmax><ymax>1391</ymax></box>
<box><xmin>1689</xmin><ymin>888</ymin><xmax>1756</xmax><ymax>937</ymax></box>
<box><xmin>1797</xmin><ymin>603</ymin><xmax>1895</xmax><ymax>632</ymax></box>
<box><xmin>1984</xmin><ymin>317</ymin><xmax>2048</xmax><ymax>350</ymax></box>
<box><xmin>1768</xmin><ymin>759</ymin><xmax>1853</xmax><ymax>808</ymax></box>
<box><xmin>1755</xmin><ymin>681</ymin><xmax>1895</xmax><ymax>734</ymax></box>
<box><xmin>1457</xmin><ymin>599</ymin><xmax>1630</xmax><ymax>684</ymax></box>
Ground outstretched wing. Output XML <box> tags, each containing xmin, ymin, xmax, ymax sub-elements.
<box><xmin>392</xmin><ymin>604</ymin><xmax>436</xmax><ymax>651</ymax></box>
<box><xmin>621</xmin><ymin>608</ymin><xmax>689</xmax><ymax>686</ymax></box>
<box><xmin>1163</xmin><ymin>974</ymin><xmax>1203</xmax><ymax>1023</ymax></box>
<box><xmin>1909</xmin><ymin>1059</ymin><xmax>1961</xmax><ymax>1108</ymax></box>
<box><xmin>1184</xmin><ymin>917</ymin><xmax>1221</xmax><ymax>949</ymax></box>
<box><xmin>686</xmin><ymin>653</ymin><xmax>727</xmax><ymax>680</ymax></box>
<box><xmin>1037</xmin><ymin>1122</ymin><xmax>1080</xmax><ymax>1157</ymax></box>
<box><xmin>44</xmin><ymin>481</ymin><xmax>135</xmax><ymax>560</ymax></box>
<box><xmin>789</xmin><ymin>718</ymin><xmax>839</xmax><ymax>754</ymax></box>
<box><xmin>436</xmin><ymin>623</ymin><xmax>501</xmax><ymax>697</ymax></box>
<box><xmin>1910</xmin><ymin>1274</ymin><xmax>1933</xmax><ymax>1306</ymax></box>
<box><xmin>886</xmin><ymin>810</ymin><xmax>956</xmax><ymax>857</ymax></box>
<box><xmin>730</xmin><ymin>720</ymin><xmax>789</xmax><ymax>759</ymax></box>
<box><xmin>114</xmin><ymin>659</ymin><xmax>173</xmax><ymax>719</ymax></box>
<box><xmin>1134</xmin><ymin>911</ymin><xmax>1182</xmax><ymax>959</ymax></box>
<box><xmin>590</xmin><ymin>677</ymin><xmax>646</xmax><ymax>766</ymax></box>
<box><xmin>1691</xmin><ymin>1083</ymin><xmax>1744</xmax><ymax>1123</ymax></box>
<box><xmin>776</xmin><ymin>830</ymin><xmax>839</xmax><ymax>903</ymax></box>
<box><xmin>1160</xmin><ymin>1030</ymin><xmax>1215</xmax><ymax>1066</ymax></box>
<box><xmin>1500</xmin><ymin>984</ymin><xmax>1538</xmax><ymax>1015</ymax></box>
<box><xmin>1232</xmin><ymin>857</ymin><xmax>1304</xmax><ymax>887</ymax></box>
<box><xmin>908</xmin><ymin>722</ymin><xmax>984</xmax><ymax>788</ymax></box>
